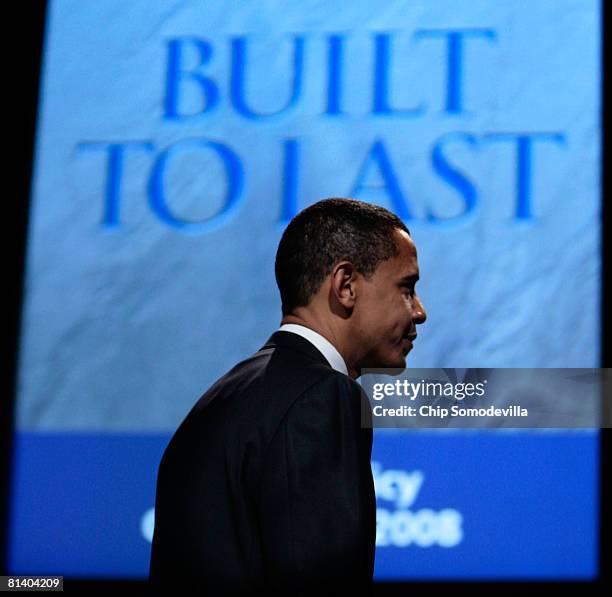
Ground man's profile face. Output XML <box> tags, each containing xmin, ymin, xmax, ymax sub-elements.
<box><xmin>354</xmin><ymin>229</ymin><xmax>426</xmax><ymax>372</ymax></box>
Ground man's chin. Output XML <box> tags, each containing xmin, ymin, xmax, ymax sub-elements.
<box><xmin>388</xmin><ymin>347</ymin><xmax>409</xmax><ymax>370</ymax></box>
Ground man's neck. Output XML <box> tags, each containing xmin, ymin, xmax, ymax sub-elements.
<box><xmin>279</xmin><ymin>314</ymin><xmax>359</xmax><ymax>379</ymax></box>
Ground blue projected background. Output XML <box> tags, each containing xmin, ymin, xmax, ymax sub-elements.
<box><xmin>10</xmin><ymin>0</ymin><xmax>600</xmax><ymax>579</ymax></box>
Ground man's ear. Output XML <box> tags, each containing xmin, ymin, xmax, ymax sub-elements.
<box><xmin>329</xmin><ymin>261</ymin><xmax>358</xmax><ymax>309</ymax></box>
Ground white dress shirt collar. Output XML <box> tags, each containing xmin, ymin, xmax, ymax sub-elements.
<box><xmin>277</xmin><ymin>323</ymin><xmax>349</xmax><ymax>377</ymax></box>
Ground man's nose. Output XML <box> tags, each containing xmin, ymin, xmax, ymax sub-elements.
<box><xmin>413</xmin><ymin>294</ymin><xmax>427</xmax><ymax>324</ymax></box>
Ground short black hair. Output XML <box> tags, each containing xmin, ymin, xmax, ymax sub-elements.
<box><xmin>275</xmin><ymin>198</ymin><xmax>410</xmax><ymax>316</ymax></box>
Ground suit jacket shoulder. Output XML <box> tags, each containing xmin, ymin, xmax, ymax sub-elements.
<box><xmin>149</xmin><ymin>330</ymin><xmax>375</xmax><ymax>595</ymax></box>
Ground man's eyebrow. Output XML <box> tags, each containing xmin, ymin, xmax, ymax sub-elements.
<box><xmin>399</xmin><ymin>274</ymin><xmax>419</xmax><ymax>284</ymax></box>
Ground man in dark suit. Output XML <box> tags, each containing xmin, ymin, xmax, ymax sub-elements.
<box><xmin>149</xmin><ymin>198</ymin><xmax>427</xmax><ymax>595</ymax></box>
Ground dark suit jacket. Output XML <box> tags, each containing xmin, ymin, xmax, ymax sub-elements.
<box><xmin>149</xmin><ymin>330</ymin><xmax>376</xmax><ymax>596</ymax></box>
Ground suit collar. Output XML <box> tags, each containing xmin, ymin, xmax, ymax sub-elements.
<box><xmin>277</xmin><ymin>324</ymin><xmax>348</xmax><ymax>376</ymax></box>
<box><xmin>260</xmin><ymin>330</ymin><xmax>332</xmax><ymax>369</ymax></box>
